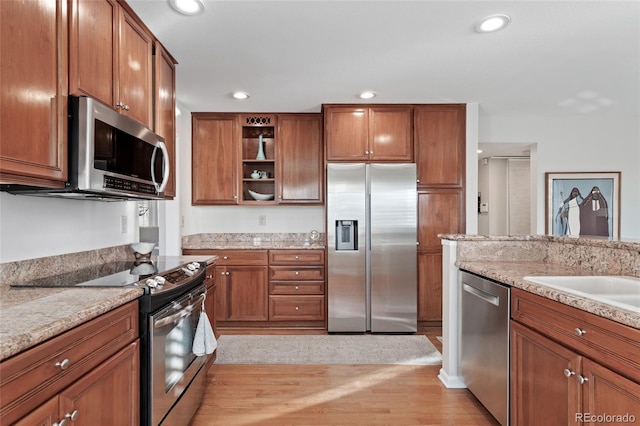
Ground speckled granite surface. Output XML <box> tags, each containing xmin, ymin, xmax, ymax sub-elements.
<box><xmin>0</xmin><ymin>246</ymin><xmax>216</xmax><ymax>361</ymax></box>
<box><xmin>441</xmin><ymin>235</ymin><xmax>640</xmax><ymax>329</ymax></box>
<box><xmin>182</xmin><ymin>232</ymin><xmax>326</xmax><ymax>250</ymax></box>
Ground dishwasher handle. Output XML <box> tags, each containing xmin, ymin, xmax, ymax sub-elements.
<box><xmin>462</xmin><ymin>283</ymin><xmax>500</xmax><ymax>306</ymax></box>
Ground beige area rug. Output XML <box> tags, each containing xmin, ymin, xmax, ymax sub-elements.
<box><xmin>214</xmin><ymin>334</ymin><xmax>442</xmax><ymax>365</ymax></box>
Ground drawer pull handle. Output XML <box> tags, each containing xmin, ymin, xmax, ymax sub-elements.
<box><xmin>563</xmin><ymin>368</ymin><xmax>575</xmax><ymax>378</ymax></box>
<box><xmin>223</xmin><ymin>256</ymin><xmax>228</xmax><ymax>260</ymax></box>
<box><xmin>55</xmin><ymin>359</ymin><xmax>71</xmax><ymax>370</ymax></box>
<box><xmin>295</xmin><ymin>271</ymin><xmax>299</xmax><ymax>275</ymax></box>
<box><xmin>295</xmin><ymin>256</ymin><xmax>299</xmax><ymax>260</ymax></box>
<box><xmin>295</xmin><ymin>286</ymin><xmax>299</xmax><ymax>290</ymax></box>
<box><xmin>65</xmin><ymin>410</ymin><xmax>79</xmax><ymax>421</ymax></box>
<box><xmin>577</xmin><ymin>375</ymin><xmax>589</xmax><ymax>385</ymax></box>
<box><xmin>574</xmin><ymin>327</ymin><xmax>586</xmax><ymax>336</ymax></box>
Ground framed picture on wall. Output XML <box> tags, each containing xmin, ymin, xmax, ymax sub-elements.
<box><xmin>545</xmin><ymin>172</ymin><xmax>620</xmax><ymax>239</ymax></box>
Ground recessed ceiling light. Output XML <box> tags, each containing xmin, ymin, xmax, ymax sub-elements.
<box><xmin>359</xmin><ymin>91</ymin><xmax>377</xmax><ymax>100</ymax></box>
<box><xmin>474</xmin><ymin>14</ymin><xmax>511</xmax><ymax>33</ymax></box>
<box><xmin>168</xmin><ymin>0</ymin><xmax>205</xmax><ymax>16</ymax></box>
<box><xmin>231</xmin><ymin>91</ymin><xmax>250</xmax><ymax>100</ymax></box>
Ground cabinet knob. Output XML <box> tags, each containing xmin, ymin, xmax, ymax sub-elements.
<box><xmin>563</xmin><ymin>368</ymin><xmax>575</xmax><ymax>378</ymax></box>
<box><xmin>365</xmin><ymin>150</ymin><xmax>369</xmax><ymax>155</ymax></box>
<box><xmin>65</xmin><ymin>410</ymin><xmax>79</xmax><ymax>421</ymax></box>
<box><xmin>295</xmin><ymin>286</ymin><xmax>299</xmax><ymax>290</ymax></box>
<box><xmin>295</xmin><ymin>256</ymin><xmax>299</xmax><ymax>260</ymax></box>
<box><xmin>54</xmin><ymin>420</ymin><xmax>68</xmax><ymax>426</ymax></box>
<box><xmin>295</xmin><ymin>271</ymin><xmax>299</xmax><ymax>275</ymax></box>
<box><xmin>577</xmin><ymin>375</ymin><xmax>589</xmax><ymax>385</ymax></box>
<box><xmin>574</xmin><ymin>327</ymin><xmax>587</xmax><ymax>336</ymax></box>
<box><xmin>295</xmin><ymin>306</ymin><xmax>299</xmax><ymax>311</ymax></box>
<box><xmin>55</xmin><ymin>359</ymin><xmax>71</xmax><ymax>370</ymax></box>
<box><xmin>226</xmin><ymin>271</ymin><xmax>230</xmax><ymax>275</ymax></box>
<box><xmin>223</xmin><ymin>256</ymin><xmax>228</xmax><ymax>260</ymax></box>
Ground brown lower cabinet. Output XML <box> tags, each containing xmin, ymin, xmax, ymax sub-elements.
<box><xmin>510</xmin><ymin>289</ymin><xmax>640</xmax><ymax>425</ymax></box>
<box><xmin>0</xmin><ymin>301</ymin><xmax>140</xmax><ymax>425</ymax></box>
<box><xmin>183</xmin><ymin>249</ymin><xmax>326</xmax><ymax>329</ymax></box>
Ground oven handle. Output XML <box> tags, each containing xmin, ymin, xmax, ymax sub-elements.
<box><xmin>154</xmin><ymin>293</ymin><xmax>205</xmax><ymax>329</ymax></box>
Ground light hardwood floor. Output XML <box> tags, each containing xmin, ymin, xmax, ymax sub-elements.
<box><xmin>189</xmin><ymin>330</ymin><xmax>498</xmax><ymax>426</ymax></box>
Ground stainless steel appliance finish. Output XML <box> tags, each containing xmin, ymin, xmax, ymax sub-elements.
<box><xmin>2</xmin><ymin>96</ymin><xmax>169</xmax><ymax>201</ymax></box>
<box><xmin>150</xmin><ymin>283</ymin><xmax>207</xmax><ymax>426</ymax></box>
<box><xmin>460</xmin><ymin>271</ymin><xmax>510</xmax><ymax>426</ymax></box>
<box><xmin>327</xmin><ymin>163</ymin><xmax>417</xmax><ymax>333</ymax></box>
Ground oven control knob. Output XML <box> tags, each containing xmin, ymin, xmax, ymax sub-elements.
<box><xmin>191</xmin><ymin>262</ymin><xmax>201</xmax><ymax>269</ymax></box>
<box><xmin>187</xmin><ymin>262</ymin><xmax>199</xmax><ymax>271</ymax></box>
<box><xmin>181</xmin><ymin>267</ymin><xmax>195</xmax><ymax>276</ymax></box>
<box><xmin>154</xmin><ymin>276</ymin><xmax>166</xmax><ymax>285</ymax></box>
<box><xmin>145</xmin><ymin>278</ymin><xmax>158</xmax><ymax>288</ymax></box>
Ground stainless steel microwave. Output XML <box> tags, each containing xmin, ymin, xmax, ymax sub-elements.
<box><xmin>2</xmin><ymin>96</ymin><xmax>169</xmax><ymax>201</ymax></box>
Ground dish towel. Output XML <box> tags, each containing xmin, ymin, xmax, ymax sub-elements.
<box><xmin>192</xmin><ymin>296</ymin><xmax>217</xmax><ymax>356</ymax></box>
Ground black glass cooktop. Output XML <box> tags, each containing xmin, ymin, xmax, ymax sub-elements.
<box><xmin>10</xmin><ymin>259</ymin><xmax>188</xmax><ymax>289</ymax></box>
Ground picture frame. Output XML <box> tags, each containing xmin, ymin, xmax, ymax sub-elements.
<box><xmin>545</xmin><ymin>172</ymin><xmax>620</xmax><ymax>238</ymax></box>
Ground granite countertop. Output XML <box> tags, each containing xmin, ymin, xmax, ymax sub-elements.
<box><xmin>182</xmin><ymin>232</ymin><xmax>326</xmax><ymax>250</ymax></box>
<box><xmin>0</xmin><ymin>255</ymin><xmax>216</xmax><ymax>361</ymax></box>
<box><xmin>457</xmin><ymin>260</ymin><xmax>640</xmax><ymax>330</ymax></box>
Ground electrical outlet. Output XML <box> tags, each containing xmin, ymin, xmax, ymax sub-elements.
<box><xmin>258</xmin><ymin>215</ymin><xmax>267</xmax><ymax>226</ymax></box>
<box><xmin>120</xmin><ymin>215</ymin><xmax>128</xmax><ymax>234</ymax></box>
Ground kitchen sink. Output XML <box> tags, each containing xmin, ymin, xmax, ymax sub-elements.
<box><xmin>522</xmin><ymin>275</ymin><xmax>640</xmax><ymax>313</ymax></box>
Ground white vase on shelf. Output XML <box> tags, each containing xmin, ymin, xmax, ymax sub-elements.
<box><xmin>251</xmin><ymin>170</ymin><xmax>260</xmax><ymax>179</ymax></box>
<box><xmin>256</xmin><ymin>134</ymin><xmax>266</xmax><ymax>160</ymax></box>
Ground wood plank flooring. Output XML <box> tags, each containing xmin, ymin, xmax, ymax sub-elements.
<box><xmin>189</xmin><ymin>329</ymin><xmax>498</xmax><ymax>426</ymax></box>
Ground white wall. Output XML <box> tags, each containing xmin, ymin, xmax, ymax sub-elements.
<box><xmin>479</xmin><ymin>113</ymin><xmax>640</xmax><ymax>239</ymax></box>
<box><xmin>0</xmin><ymin>193</ymin><xmax>138</xmax><ymax>262</ymax></box>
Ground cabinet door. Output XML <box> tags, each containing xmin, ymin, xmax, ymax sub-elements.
<box><xmin>510</xmin><ymin>321</ymin><xmax>582</xmax><ymax>426</ymax></box>
<box><xmin>68</xmin><ymin>0</ymin><xmax>117</xmax><ymax>106</ymax></box>
<box><xmin>582</xmin><ymin>358</ymin><xmax>640</xmax><ymax>422</ymax></box>
<box><xmin>214</xmin><ymin>266</ymin><xmax>228</xmax><ymax>321</ymax></box>
<box><xmin>414</xmin><ymin>105</ymin><xmax>465</xmax><ymax>187</ymax></box>
<box><xmin>59</xmin><ymin>340</ymin><xmax>140</xmax><ymax>426</ymax></box>
<box><xmin>226</xmin><ymin>266</ymin><xmax>269</xmax><ymax>321</ymax></box>
<box><xmin>369</xmin><ymin>106</ymin><xmax>413</xmax><ymax>161</ymax></box>
<box><xmin>324</xmin><ymin>106</ymin><xmax>369</xmax><ymax>161</ymax></box>
<box><xmin>117</xmin><ymin>7</ymin><xmax>153</xmax><ymax>128</ymax></box>
<box><xmin>417</xmin><ymin>252</ymin><xmax>442</xmax><ymax>322</ymax></box>
<box><xmin>192</xmin><ymin>114</ymin><xmax>238</xmax><ymax>205</ymax></box>
<box><xmin>154</xmin><ymin>42</ymin><xmax>176</xmax><ymax>198</ymax></box>
<box><xmin>0</xmin><ymin>0</ymin><xmax>67</xmax><ymax>186</ymax></box>
<box><xmin>13</xmin><ymin>396</ymin><xmax>58</xmax><ymax>426</ymax></box>
<box><xmin>277</xmin><ymin>114</ymin><xmax>323</xmax><ymax>204</ymax></box>
<box><xmin>417</xmin><ymin>189</ymin><xmax>464</xmax><ymax>248</ymax></box>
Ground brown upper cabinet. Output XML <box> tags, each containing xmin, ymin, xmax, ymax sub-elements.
<box><xmin>69</xmin><ymin>0</ymin><xmax>154</xmax><ymax>128</ymax></box>
<box><xmin>192</xmin><ymin>112</ymin><xmax>324</xmax><ymax>206</ymax></box>
<box><xmin>324</xmin><ymin>105</ymin><xmax>413</xmax><ymax>162</ymax></box>
<box><xmin>153</xmin><ymin>42</ymin><xmax>177</xmax><ymax>198</ymax></box>
<box><xmin>276</xmin><ymin>114</ymin><xmax>323</xmax><ymax>204</ymax></box>
<box><xmin>414</xmin><ymin>105</ymin><xmax>466</xmax><ymax>188</ymax></box>
<box><xmin>0</xmin><ymin>0</ymin><xmax>68</xmax><ymax>187</ymax></box>
<box><xmin>192</xmin><ymin>113</ymin><xmax>239</xmax><ymax>205</ymax></box>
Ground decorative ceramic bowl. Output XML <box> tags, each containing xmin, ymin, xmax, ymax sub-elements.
<box><xmin>248</xmin><ymin>190</ymin><xmax>275</xmax><ymax>201</ymax></box>
<box><xmin>131</xmin><ymin>242</ymin><xmax>155</xmax><ymax>258</ymax></box>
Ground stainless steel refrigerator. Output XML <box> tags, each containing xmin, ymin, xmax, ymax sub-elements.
<box><xmin>327</xmin><ymin>163</ymin><xmax>417</xmax><ymax>333</ymax></box>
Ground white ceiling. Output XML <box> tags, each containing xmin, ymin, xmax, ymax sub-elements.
<box><xmin>128</xmin><ymin>0</ymin><xmax>639</xmax><ymax>122</ymax></box>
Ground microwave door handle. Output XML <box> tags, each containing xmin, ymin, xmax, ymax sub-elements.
<box><xmin>151</xmin><ymin>141</ymin><xmax>170</xmax><ymax>193</ymax></box>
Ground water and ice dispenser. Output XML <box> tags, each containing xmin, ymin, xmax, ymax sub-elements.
<box><xmin>335</xmin><ymin>220</ymin><xmax>358</xmax><ymax>250</ymax></box>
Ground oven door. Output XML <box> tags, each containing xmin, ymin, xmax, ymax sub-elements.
<box><xmin>150</xmin><ymin>284</ymin><xmax>207</xmax><ymax>426</ymax></box>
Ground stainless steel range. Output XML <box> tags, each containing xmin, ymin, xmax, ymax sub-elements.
<box><xmin>12</xmin><ymin>257</ymin><xmax>210</xmax><ymax>426</ymax></box>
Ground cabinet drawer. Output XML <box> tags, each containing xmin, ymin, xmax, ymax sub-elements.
<box><xmin>0</xmin><ymin>301</ymin><xmax>138</xmax><ymax>424</ymax></box>
<box><xmin>205</xmin><ymin>250</ymin><xmax>268</xmax><ymax>266</ymax></box>
<box><xmin>269</xmin><ymin>296</ymin><xmax>325</xmax><ymax>321</ymax></box>
<box><xmin>269</xmin><ymin>250</ymin><xmax>325</xmax><ymax>265</ymax></box>
<box><xmin>269</xmin><ymin>281</ymin><xmax>325</xmax><ymax>295</ymax></box>
<box><xmin>511</xmin><ymin>288</ymin><xmax>640</xmax><ymax>382</ymax></box>
<box><xmin>269</xmin><ymin>266</ymin><xmax>324</xmax><ymax>281</ymax></box>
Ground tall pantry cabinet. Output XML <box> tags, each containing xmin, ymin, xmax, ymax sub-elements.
<box><xmin>415</xmin><ymin>105</ymin><xmax>466</xmax><ymax>326</ymax></box>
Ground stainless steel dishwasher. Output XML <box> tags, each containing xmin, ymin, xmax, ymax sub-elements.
<box><xmin>460</xmin><ymin>270</ymin><xmax>510</xmax><ymax>426</ymax></box>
